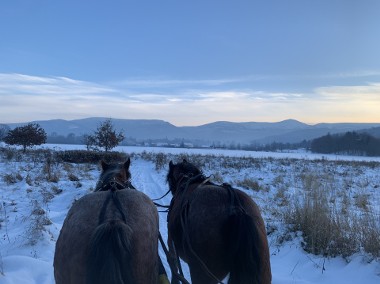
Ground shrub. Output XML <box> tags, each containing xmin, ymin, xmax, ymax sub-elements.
<box><xmin>68</xmin><ymin>173</ymin><xmax>80</xmax><ymax>182</ymax></box>
<box><xmin>284</xmin><ymin>184</ymin><xmax>360</xmax><ymax>258</ymax></box>
<box><xmin>43</xmin><ymin>157</ymin><xmax>60</xmax><ymax>183</ymax></box>
<box><xmin>26</xmin><ymin>200</ymin><xmax>52</xmax><ymax>246</ymax></box>
<box><xmin>354</xmin><ymin>193</ymin><xmax>369</xmax><ymax>211</ymax></box>
<box><xmin>236</xmin><ymin>177</ymin><xmax>261</xmax><ymax>191</ymax></box>
<box><xmin>274</xmin><ymin>185</ymin><xmax>289</xmax><ymax>207</ymax></box>
<box><xmin>1</xmin><ymin>147</ymin><xmax>16</xmax><ymax>161</ymax></box>
<box><xmin>51</xmin><ymin>185</ymin><xmax>63</xmax><ymax>195</ymax></box>
<box><xmin>211</xmin><ymin>172</ymin><xmax>224</xmax><ymax>184</ymax></box>
<box><xmin>56</xmin><ymin>150</ymin><xmax>128</xmax><ymax>164</ymax></box>
<box><xmin>3</xmin><ymin>173</ymin><xmax>22</xmax><ymax>185</ymax></box>
<box><xmin>154</xmin><ymin>152</ymin><xmax>168</xmax><ymax>170</ymax></box>
<box><xmin>360</xmin><ymin>213</ymin><xmax>380</xmax><ymax>258</ymax></box>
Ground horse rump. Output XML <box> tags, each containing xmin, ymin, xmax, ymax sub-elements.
<box><xmin>226</xmin><ymin>196</ymin><xmax>273</xmax><ymax>284</ymax></box>
<box><xmin>86</xmin><ymin>219</ymin><xmax>133</xmax><ymax>284</ymax></box>
<box><xmin>227</xmin><ymin>210</ymin><xmax>258</xmax><ymax>284</ymax></box>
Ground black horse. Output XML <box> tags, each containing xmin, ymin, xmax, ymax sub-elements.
<box><xmin>54</xmin><ymin>159</ymin><xmax>161</xmax><ymax>284</ymax></box>
<box><xmin>166</xmin><ymin>160</ymin><xmax>272</xmax><ymax>284</ymax></box>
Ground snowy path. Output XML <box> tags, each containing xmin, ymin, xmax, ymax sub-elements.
<box><xmin>129</xmin><ymin>159</ymin><xmax>191</xmax><ymax>281</ymax></box>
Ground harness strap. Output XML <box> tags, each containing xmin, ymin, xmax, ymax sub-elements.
<box><xmin>153</xmin><ymin>202</ymin><xmax>170</xmax><ymax>213</ymax></box>
<box><xmin>158</xmin><ymin>233</ymin><xmax>190</xmax><ymax>284</ymax></box>
<box><xmin>97</xmin><ymin>188</ymin><xmax>127</xmax><ymax>225</ymax></box>
<box><xmin>198</xmin><ymin>176</ymin><xmax>212</xmax><ymax>187</ymax></box>
<box><xmin>98</xmin><ymin>191</ymin><xmax>113</xmax><ymax>224</ymax></box>
<box><xmin>152</xmin><ymin>188</ymin><xmax>172</xmax><ymax>201</ymax></box>
<box><xmin>111</xmin><ymin>190</ymin><xmax>127</xmax><ymax>223</ymax></box>
<box><xmin>96</xmin><ymin>178</ymin><xmax>135</xmax><ymax>192</ymax></box>
<box><xmin>152</xmin><ymin>187</ymin><xmax>172</xmax><ymax>213</ymax></box>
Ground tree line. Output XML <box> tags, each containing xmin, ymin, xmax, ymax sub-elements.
<box><xmin>2</xmin><ymin>121</ymin><xmax>380</xmax><ymax>156</ymax></box>
<box><xmin>310</xmin><ymin>131</ymin><xmax>380</xmax><ymax>156</ymax></box>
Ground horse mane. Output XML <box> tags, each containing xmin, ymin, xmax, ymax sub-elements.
<box><xmin>167</xmin><ymin>159</ymin><xmax>206</xmax><ymax>189</ymax></box>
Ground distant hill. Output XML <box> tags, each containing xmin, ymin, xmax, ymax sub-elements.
<box><xmin>4</xmin><ymin>118</ymin><xmax>380</xmax><ymax>146</ymax></box>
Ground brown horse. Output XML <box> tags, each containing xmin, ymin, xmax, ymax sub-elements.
<box><xmin>166</xmin><ymin>160</ymin><xmax>272</xmax><ymax>284</ymax></box>
<box><xmin>54</xmin><ymin>159</ymin><xmax>160</xmax><ymax>284</ymax></box>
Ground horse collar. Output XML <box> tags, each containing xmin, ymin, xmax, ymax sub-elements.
<box><xmin>97</xmin><ymin>179</ymin><xmax>132</xmax><ymax>192</ymax></box>
<box><xmin>109</xmin><ymin>180</ymin><xmax>126</xmax><ymax>192</ymax></box>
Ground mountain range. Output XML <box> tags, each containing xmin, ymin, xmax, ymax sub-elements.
<box><xmin>5</xmin><ymin>118</ymin><xmax>380</xmax><ymax>146</ymax></box>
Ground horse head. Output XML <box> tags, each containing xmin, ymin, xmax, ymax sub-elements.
<box><xmin>95</xmin><ymin>158</ymin><xmax>132</xmax><ymax>191</ymax></box>
<box><xmin>167</xmin><ymin>159</ymin><xmax>204</xmax><ymax>195</ymax></box>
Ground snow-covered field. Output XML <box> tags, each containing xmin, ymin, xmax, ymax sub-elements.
<box><xmin>0</xmin><ymin>144</ymin><xmax>379</xmax><ymax>283</ymax></box>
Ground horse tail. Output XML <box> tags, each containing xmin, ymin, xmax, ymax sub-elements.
<box><xmin>226</xmin><ymin>190</ymin><xmax>267</xmax><ymax>284</ymax></box>
<box><xmin>86</xmin><ymin>219</ymin><xmax>133</xmax><ymax>284</ymax></box>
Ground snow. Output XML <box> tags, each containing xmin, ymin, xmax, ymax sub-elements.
<box><xmin>0</xmin><ymin>144</ymin><xmax>379</xmax><ymax>283</ymax></box>
<box><xmin>270</xmin><ymin>243</ymin><xmax>380</xmax><ymax>284</ymax></box>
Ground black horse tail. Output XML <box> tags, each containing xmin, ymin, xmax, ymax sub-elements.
<box><xmin>226</xmin><ymin>190</ymin><xmax>263</xmax><ymax>284</ymax></box>
<box><xmin>86</xmin><ymin>219</ymin><xmax>133</xmax><ymax>284</ymax></box>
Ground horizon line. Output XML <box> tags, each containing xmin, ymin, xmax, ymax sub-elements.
<box><xmin>2</xmin><ymin>117</ymin><xmax>380</xmax><ymax>128</ymax></box>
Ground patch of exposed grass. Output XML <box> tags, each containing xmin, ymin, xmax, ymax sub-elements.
<box><xmin>2</xmin><ymin>173</ymin><xmax>23</xmax><ymax>185</ymax></box>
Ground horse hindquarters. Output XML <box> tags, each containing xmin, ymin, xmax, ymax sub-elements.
<box><xmin>227</xmin><ymin>210</ymin><xmax>271</xmax><ymax>284</ymax></box>
<box><xmin>86</xmin><ymin>219</ymin><xmax>134</xmax><ymax>284</ymax></box>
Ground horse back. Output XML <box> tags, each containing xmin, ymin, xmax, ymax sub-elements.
<box><xmin>169</xmin><ymin>184</ymin><xmax>271</xmax><ymax>283</ymax></box>
<box><xmin>54</xmin><ymin>190</ymin><xmax>159</xmax><ymax>284</ymax></box>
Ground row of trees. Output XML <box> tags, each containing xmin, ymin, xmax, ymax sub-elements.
<box><xmin>242</xmin><ymin>140</ymin><xmax>310</xmax><ymax>152</ymax></box>
<box><xmin>0</xmin><ymin>119</ymin><xmax>125</xmax><ymax>152</ymax></box>
<box><xmin>2</xmin><ymin>121</ymin><xmax>380</xmax><ymax>156</ymax></box>
<box><xmin>310</xmin><ymin>132</ymin><xmax>380</xmax><ymax>156</ymax></box>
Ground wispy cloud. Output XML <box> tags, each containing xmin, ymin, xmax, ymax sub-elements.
<box><xmin>315</xmin><ymin>83</ymin><xmax>380</xmax><ymax>100</ymax></box>
<box><xmin>109</xmin><ymin>75</ymin><xmax>266</xmax><ymax>89</ymax></box>
<box><xmin>1</xmin><ymin>73</ymin><xmax>379</xmax><ymax>125</ymax></box>
<box><xmin>0</xmin><ymin>73</ymin><xmax>117</xmax><ymax>95</ymax></box>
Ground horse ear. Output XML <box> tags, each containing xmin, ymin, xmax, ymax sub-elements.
<box><xmin>124</xmin><ymin>158</ymin><xmax>131</xmax><ymax>170</ymax></box>
<box><xmin>100</xmin><ymin>160</ymin><xmax>109</xmax><ymax>171</ymax></box>
<box><xmin>169</xmin><ymin>161</ymin><xmax>174</xmax><ymax>169</ymax></box>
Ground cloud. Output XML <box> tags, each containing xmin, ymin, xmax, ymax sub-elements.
<box><xmin>315</xmin><ymin>83</ymin><xmax>380</xmax><ymax>101</ymax></box>
<box><xmin>306</xmin><ymin>83</ymin><xmax>380</xmax><ymax>123</ymax></box>
<box><xmin>109</xmin><ymin>75</ymin><xmax>264</xmax><ymax>89</ymax></box>
<box><xmin>0</xmin><ymin>73</ymin><xmax>116</xmax><ymax>96</ymax></box>
<box><xmin>1</xmin><ymin>73</ymin><xmax>379</xmax><ymax>126</ymax></box>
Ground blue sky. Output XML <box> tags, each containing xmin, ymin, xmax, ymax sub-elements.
<box><xmin>1</xmin><ymin>0</ymin><xmax>380</xmax><ymax>126</ymax></box>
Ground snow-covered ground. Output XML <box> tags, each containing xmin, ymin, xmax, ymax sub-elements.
<box><xmin>0</xmin><ymin>145</ymin><xmax>379</xmax><ymax>283</ymax></box>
